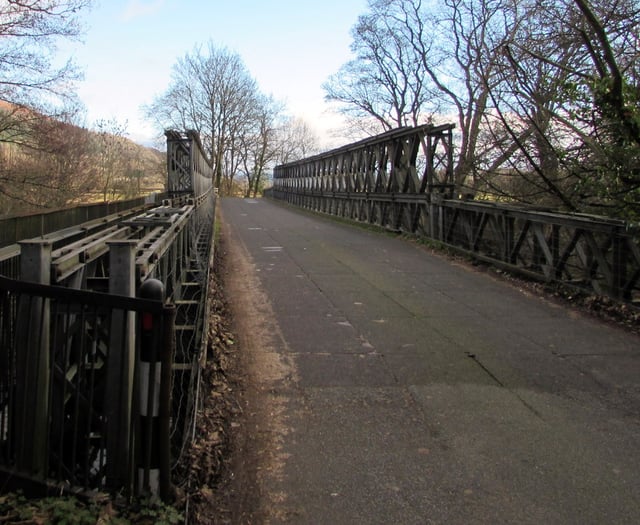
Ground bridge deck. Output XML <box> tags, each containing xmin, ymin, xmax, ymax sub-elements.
<box><xmin>221</xmin><ymin>197</ymin><xmax>640</xmax><ymax>524</ymax></box>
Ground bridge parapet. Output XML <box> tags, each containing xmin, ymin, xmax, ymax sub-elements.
<box><xmin>165</xmin><ymin>129</ymin><xmax>214</xmax><ymax>199</ymax></box>
<box><xmin>273</xmin><ymin>123</ymin><xmax>455</xmax><ymax>198</ymax></box>
<box><xmin>0</xmin><ymin>131</ymin><xmax>217</xmax><ymax>499</ymax></box>
<box><xmin>269</xmin><ymin>126</ymin><xmax>640</xmax><ymax>304</ymax></box>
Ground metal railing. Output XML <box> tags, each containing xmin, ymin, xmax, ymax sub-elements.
<box><xmin>0</xmin><ymin>194</ymin><xmax>167</xmax><ymax>249</ymax></box>
<box><xmin>0</xmin><ymin>130</ymin><xmax>217</xmax><ymax>499</ymax></box>
<box><xmin>434</xmin><ymin>200</ymin><xmax>639</xmax><ymax>301</ymax></box>
<box><xmin>0</xmin><ymin>275</ymin><xmax>173</xmax><ymax>496</ymax></box>
<box><xmin>271</xmin><ymin>125</ymin><xmax>640</xmax><ymax>303</ymax></box>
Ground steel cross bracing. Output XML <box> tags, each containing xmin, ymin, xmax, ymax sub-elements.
<box><xmin>273</xmin><ymin>124</ymin><xmax>455</xmax><ymax>233</ymax></box>
<box><xmin>438</xmin><ymin>200</ymin><xmax>640</xmax><ymax>302</ymax></box>
<box><xmin>166</xmin><ymin>129</ymin><xmax>213</xmax><ymax>200</ymax></box>
<box><xmin>271</xmin><ymin>124</ymin><xmax>640</xmax><ymax>303</ymax></box>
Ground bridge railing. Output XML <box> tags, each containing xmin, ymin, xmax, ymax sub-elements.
<box><xmin>434</xmin><ymin>200</ymin><xmax>639</xmax><ymax>302</ymax></box>
<box><xmin>0</xmin><ymin>130</ymin><xmax>217</xmax><ymax>499</ymax></box>
<box><xmin>270</xmin><ymin>125</ymin><xmax>640</xmax><ymax>303</ymax></box>
<box><xmin>0</xmin><ymin>194</ymin><xmax>167</xmax><ymax>250</ymax></box>
<box><xmin>0</xmin><ymin>274</ymin><xmax>172</xmax><ymax>497</ymax></box>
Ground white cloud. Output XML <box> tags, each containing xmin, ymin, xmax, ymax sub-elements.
<box><xmin>121</xmin><ymin>0</ymin><xmax>165</xmax><ymax>22</ymax></box>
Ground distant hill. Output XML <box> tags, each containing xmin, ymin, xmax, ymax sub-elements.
<box><xmin>0</xmin><ymin>102</ymin><xmax>166</xmax><ymax>216</ymax></box>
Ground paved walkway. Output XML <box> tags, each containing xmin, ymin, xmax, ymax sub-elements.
<box><xmin>220</xmin><ymin>197</ymin><xmax>640</xmax><ymax>525</ymax></box>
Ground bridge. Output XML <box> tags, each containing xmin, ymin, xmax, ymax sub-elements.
<box><xmin>220</xmin><ymin>124</ymin><xmax>640</xmax><ymax>522</ymax></box>
<box><xmin>221</xmin><ymin>196</ymin><xmax>640</xmax><ymax>524</ymax></box>
<box><xmin>1</xmin><ymin>125</ymin><xmax>640</xmax><ymax>521</ymax></box>
<box><xmin>0</xmin><ymin>130</ymin><xmax>216</xmax><ymax>498</ymax></box>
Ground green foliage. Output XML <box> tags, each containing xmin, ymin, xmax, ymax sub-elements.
<box><xmin>556</xmin><ymin>72</ymin><xmax>640</xmax><ymax>219</ymax></box>
<box><xmin>0</xmin><ymin>492</ymin><xmax>109</xmax><ymax>524</ymax></box>
<box><xmin>125</xmin><ymin>497</ymin><xmax>184</xmax><ymax>524</ymax></box>
<box><xmin>0</xmin><ymin>492</ymin><xmax>183</xmax><ymax>524</ymax></box>
<box><xmin>590</xmin><ymin>77</ymin><xmax>640</xmax><ymax>145</ymax></box>
<box><xmin>580</xmin><ymin>77</ymin><xmax>640</xmax><ymax>218</ymax></box>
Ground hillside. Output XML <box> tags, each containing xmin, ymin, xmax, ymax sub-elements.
<box><xmin>0</xmin><ymin>102</ymin><xmax>166</xmax><ymax>217</ymax></box>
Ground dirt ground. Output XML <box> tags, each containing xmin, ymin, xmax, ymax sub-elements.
<box><xmin>176</xmin><ymin>233</ymin><xmax>256</xmax><ymax>524</ymax></box>
<box><xmin>180</xmin><ymin>225</ymin><xmax>297</xmax><ymax>524</ymax></box>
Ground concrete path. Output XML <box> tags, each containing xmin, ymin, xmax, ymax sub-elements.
<box><xmin>220</xmin><ymin>197</ymin><xmax>640</xmax><ymax>525</ymax></box>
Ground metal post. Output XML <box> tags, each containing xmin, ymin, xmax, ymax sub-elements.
<box><xmin>137</xmin><ymin>278</ymin><xmax>165</xmax><ymax>497</ymax></box>
<box><xmin>15</xmin><ymin>241</ymin><xmax>51</xmax><ymax>476</ymax></box>
<box><xmin>611</xmin><ymin>228</ymin><xmax>628</xmax><ymax>300</ymax></box>
<box><xmin>551</xmin><ymin>225</ymin><xmax>560</xmax><ymax>279</ymax></box>
<box><xmin>105</xmin><ymin>240</ymin><xmax>137</xmax><ymax>491</ymax></box>
<box><xmin>160</xmin><ymin>303</ymin><xmax>176</xmax><ymax>501</ymax></box>
<box><xmin>427</xmin><ymin>197</ymin><xmax>436</xmax><ymax>239</ymax></box>
<box><xmin>504</xmin><ymin>215</ymin><xmax>515</xmax><ymax>264</ymax></box>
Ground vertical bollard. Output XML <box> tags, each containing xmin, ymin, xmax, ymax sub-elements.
<box><xmin>428</xmin><ymin>201</ymin><xmax>437</xmax><ymax>239</ymax></box>
<box><xmin>138</xmin><ymin>278</ymin><xmax>165</xmax><ymax>496</ymax></box>
<box><xmin>611</xmin><ymin>228</ymin><xmax>629</xmax><ymax>301</ymax></box>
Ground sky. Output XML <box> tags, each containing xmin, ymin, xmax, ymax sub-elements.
<box><xmin>61</xmin><ymin>0</ymin><xmax>369</xmax><ymax>148</ymax></box>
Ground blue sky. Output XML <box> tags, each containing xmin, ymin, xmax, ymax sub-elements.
<box><xmin>64</xmin><ymin>0</ymin><xmax>368</xmax><ymax>147</ymax></box>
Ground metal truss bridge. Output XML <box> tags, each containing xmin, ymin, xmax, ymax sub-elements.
<box><xmin>1</xmin><ymin>123</ymin><xmax>639</xmax><ymax>503</ymax></box>
<box><xmin>0</xmin><ymin>130</ymin><xmax>216</xmax><ymax>499</ymax></box>
<box><xmin>271</xmin><ymin>124</ymin><xmax>640</xmax><ymax>304</ymax></box>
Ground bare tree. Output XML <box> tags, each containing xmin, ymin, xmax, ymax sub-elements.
<box><xmin>471</xmin><ymin>0</ymin><xmax>581</xmax><ymax>208</ymax></box>
<box><xmin>0</xmin><ymin>108</ymin><xmax>96</xmax><ymax>212</ymax></box>
<box><xmin>236</xmin><ymin>96</ymin><xmax>280</xmax><ymax>197</ymax></box>
<box><xmin>93</xmin><ymin>118</ymin><xmax>131</xmax><ymax>202</ymax></box>
<box><xmin>392</xmin><ymin>0</ymin><xmax>518</xmax><ymax>187</ymax></box>
<box><xmin>323</xmin><ymin>0</ymin><xmax>432</xmax><ymax>136</ymax></box>
<box><xmin>145</xmin><ymin>42</ymin><xmax>263</xmax><ymax>193</ymax></box>
<box><xmin>327</xmin><ymin>0</ymin><xmax>640</xmax><ymax>216</ymax></box>
<box><xmin>325</xmin><ymin>0</ymin><xmax>510</xmax><ymax>186</ymax></box>
<box><xmin>275</xmin><ymin>117</ymin><xmax>320</xmax><ymax>165</ymax></box>
<box><xmin>0</xmin><ymin>0</ymin><xmax>92</xmax><ymax>123</ymax></box>
<box><xmin>485</xmin><ymin>0</ymin><xmax>640</xmax><ymax>214</ymax></box>
<box><xmin>0</xmin><ymin>0</ymin><xmax>94</xmax><ymax>210</ymax></box>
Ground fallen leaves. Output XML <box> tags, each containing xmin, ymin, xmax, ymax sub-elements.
<box><xmin>172</xmin><ymin>245</ymin><xmax>244</xmax><ymax>524</ymax></box>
